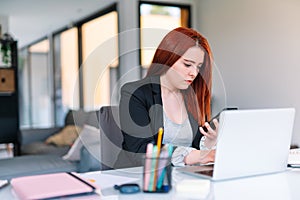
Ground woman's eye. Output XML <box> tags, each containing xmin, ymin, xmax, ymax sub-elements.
<box><xmin>184</xmin><ymin>63</ymin><xmax>191</xmax><ymax>67</ymax></box>
<box><xmin>184</xmin><ymin>62</ymin><xmax>201</xmax><ymax>72</ymax></box>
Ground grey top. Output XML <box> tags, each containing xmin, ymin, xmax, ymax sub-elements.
<box><xmin>162</xmin><ymin>111</ymin><xmax>210</xmax><ymax>166</ymax></box>
<box><xmin>162</xmin><ymin>111</ymin><xmax>193</xmax><ymax>146</ymax></box>
<box><xmin>163</xmin><ymin>111</ymin><xmax>195</xmax><ymax>166</ymax></box>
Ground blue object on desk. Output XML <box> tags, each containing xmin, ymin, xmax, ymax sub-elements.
<box><xmin>114</xmin><ymin>183</ymin><xmax>140</xmax><ymax>194</ymax></box>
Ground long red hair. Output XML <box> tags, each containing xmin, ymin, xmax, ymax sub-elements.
<box><xmin>146</xmin><ymin>27</ymin><xmax>213</xmax><ymax>125</ymax></box>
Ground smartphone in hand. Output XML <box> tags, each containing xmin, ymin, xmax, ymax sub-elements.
<box><xmin>202</xmin><ymin>107</ymin><xmax>238</xmax><ymax>132</ymax></box>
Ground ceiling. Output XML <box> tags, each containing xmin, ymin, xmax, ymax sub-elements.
<box><xmin>0</xmin><ymin>0</ymin><xmax>111</xmax><ymax>47</ymax></box>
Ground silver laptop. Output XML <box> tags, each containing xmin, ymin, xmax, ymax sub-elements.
<box><xmin>177</xmin><ymin>108</ymin><xmax>295</xmax><ymax>181</ymax></box>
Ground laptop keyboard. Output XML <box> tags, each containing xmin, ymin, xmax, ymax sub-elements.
<box><xmin>288</xmin><ymin>148</ymin><xmax>300</xmax><ymax>166</ymax></box>
<box><xmin>195</xmin><ymin>169</ymin><xmax>214</xmax><ymax>177</ymax></box>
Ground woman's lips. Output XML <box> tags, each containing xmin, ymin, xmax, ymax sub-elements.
<box><xmin>185</xmin><ymin>80</ymin><xmax>193</xmax><ymax>84</ymax></box>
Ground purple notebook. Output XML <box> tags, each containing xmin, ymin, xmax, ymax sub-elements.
<box><xmin>11</xmin><ymin>172</ymin><xmax>98</xmax><ymax>199</ymax></box>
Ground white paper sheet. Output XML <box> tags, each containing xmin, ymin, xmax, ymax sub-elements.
<box><xmin>81</xmin><ymin>172</ymin><xmax>139</xmax><ymax>190</ymax></box>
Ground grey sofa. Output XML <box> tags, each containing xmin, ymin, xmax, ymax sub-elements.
<box><xmin>0</xmin><ymin>106</ymin><xmax>124</xmax><ymax>180</ymax></box>
<box><xmin>0</xmin><ymin>109</ymin><xmax>102</xmax><ymax>180</ymax></box>
<box><xmin>20</xmin><ymin>110</ymin><xmax>99</xmax><ymax>156</ymax></box>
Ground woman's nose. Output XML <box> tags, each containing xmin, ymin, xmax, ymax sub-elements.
<box><xmin>189</xmin><ymin>66</ymin><xmax>198</xmax><ymax>77</ymax></box>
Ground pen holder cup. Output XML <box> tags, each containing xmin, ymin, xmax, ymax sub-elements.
<box><xmin>142</xmin><ymin>156</ymin><xmax>172</xmax><ymax>193</ymax></box>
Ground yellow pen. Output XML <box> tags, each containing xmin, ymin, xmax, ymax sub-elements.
<box><xmin>156</xmin><ymin>127</ymin><xmax>164</xmax><ymax>156</ymax></box>
<box><xmin>152</xmin><ymin>127</ymin><xmax>164</xmax><ymax>191</ymax></box>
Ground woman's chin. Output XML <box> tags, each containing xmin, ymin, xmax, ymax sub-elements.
<box><xmin>179</xmin><ymin>84</ymin><xmax>190</xmax><ymax>90</ymax></box>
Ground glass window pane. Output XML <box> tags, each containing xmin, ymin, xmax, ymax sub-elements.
<box><xmin>140</xmin><ymin>4</ymin><xmax>190</xmax><ymax>70</ymax></box>
<box><xmin>29</xmin><ymin>39</ymin><xmax>53</xmax><ymax>128</ymax></box>
<box><xmin>61</xmin><ymin>28</ymin><xmax>80</xmax><ymax>110</ymax></box>
<box><xmin>53</xmin><ymin>28</ymin><xmax>79</xmax><ymax>126</ymax></box>
<box><xmin>29</xmin><ymin>40</ymin><xmax>49</xmax><ymax>52</ymax></box>
<box><xmin>82</xmin><ymin>11</ymin><xmax>118</xmax><ymax>110</ymax></box>
<box><xmin>18</xmin><ymin>49</ymin><xmax>31</xmax><ymax>128</ymax></box>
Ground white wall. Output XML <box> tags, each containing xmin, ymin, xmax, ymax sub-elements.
<box><xmin>195</xmin><ymin>0</ymin><xmax>300</xmax><ymax>146</ymax></box>
<box><xmin>0</xmin><ymin>15</ymin><xmax>9</xmax><ymax>35</ymax></box>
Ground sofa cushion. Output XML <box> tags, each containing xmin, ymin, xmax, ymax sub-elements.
<box><xmin>0</xmin><ymin>155</ymin><xmax>78</xmax><ymax>180</ymax></box>
<box><xmin>20</xmin><ymin>110</ymin><xmax>98</xmax><ymax>156</ymax></box>
<box><xmin>20</xmin><ymin>127</ymin><xmax>62</xmax><ymax>146</ymax></box>
<box><xmin>64</xmin><ymin>109</ymin><xmax>98</xmax><ymax>128</ymax></box>
<box><xmin>62</xmin><ymin>125</ymin><xmax>100</xmax><ymax>161</ymax></box>
<box><xmin>64</xmin><ymin>110</ymin><xmax>75</xmax><ymax>126</ymax></box>
<box><xmin>21</xmin><ymin>142</ymin><xmax>70</xmax><ymax>156</ymax></box>
<box><xmin>45</xmin><ymin>125</ymin><xmax>81</xmax><ymax>147</ymax></box>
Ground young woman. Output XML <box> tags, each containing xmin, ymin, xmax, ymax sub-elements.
<box><xmin>116</xmin><ymin>27</ymin><xmax>218</xmax><ymax>168</ymax></box>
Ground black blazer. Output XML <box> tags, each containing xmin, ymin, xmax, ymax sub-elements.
<box><xmin>116</xmin><ymin>75</ymin><xmax>203</xmax><ymax>167</ymax></box>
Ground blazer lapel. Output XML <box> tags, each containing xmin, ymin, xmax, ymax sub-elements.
<box><xmin>149</xmin><ymin>76</ymin><xmax>163</xmax><ymax>142</ymax></box>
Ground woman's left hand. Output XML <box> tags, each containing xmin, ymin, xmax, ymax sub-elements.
<box><xmin>199</xmin><ymin>119</ymin><xmax>219</xmax><ymax>149</ymax></box>
<box><xmin>184</xmin><ymin>149</ymin><xmax>216</xmax><ymax>165</ymax></box>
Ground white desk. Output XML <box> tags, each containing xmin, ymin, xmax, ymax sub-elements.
<box><xmin>1</xmin><ymin>167</ymin><xmax>300</xmax><ymax>199</ymax></box>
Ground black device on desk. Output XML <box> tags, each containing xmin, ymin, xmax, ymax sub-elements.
<box><xmin>202</xmin><ymin>107</ymin><xmax>238</xmax><ymax>132</ymax></box>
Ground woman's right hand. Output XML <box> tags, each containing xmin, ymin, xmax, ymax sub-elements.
<box><xmin>199</xmin><ymin>119</ymin><xmax>219</xmax><ymax>149</ymax></box>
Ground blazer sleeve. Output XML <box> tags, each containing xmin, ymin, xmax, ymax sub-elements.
<box><xmin>119</xmin><ymin>82</ymin><xmax>156</xmax><ymax>154</ymax></box>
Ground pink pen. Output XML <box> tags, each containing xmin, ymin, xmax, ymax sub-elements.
<box><xmin>144</xmin><ymin>143</ymin><xmax>153</xmax><ymax>191</ymax></box>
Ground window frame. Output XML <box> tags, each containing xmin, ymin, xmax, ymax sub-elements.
<box><xmin>18</xmin><ymin>3</ymin><xmax>118</xmax><ymax>128</ymax></box>
<box><xmin>138</xmin><ymin>1</ymin><xmax>192</xmax><ymax>78</ymax></box>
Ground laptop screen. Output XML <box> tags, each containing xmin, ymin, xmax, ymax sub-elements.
<box><xmin>178</xmin><ymin>108</ymin><xmax>295</xmax><ymax>181</ymax></box>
